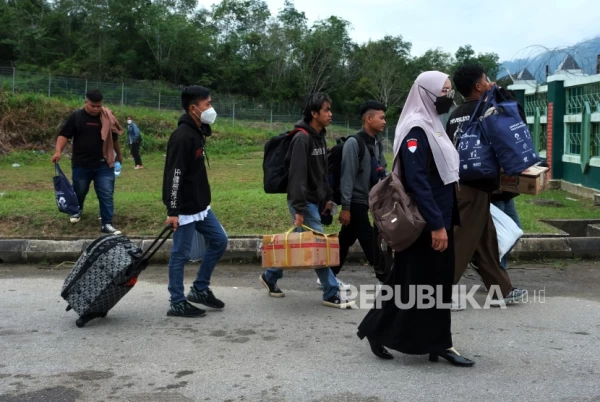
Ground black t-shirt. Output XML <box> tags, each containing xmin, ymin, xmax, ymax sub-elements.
<box><xmin>59</xmin><ymin>109</ymin><xmax>114</xmax><ymax>168</ymax></box>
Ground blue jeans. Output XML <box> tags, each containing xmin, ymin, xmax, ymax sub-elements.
<box><xmin>72</xmin><ymin>163</ymin><xmax>115</xmax><ymax>225</ymax></box>
<box><xmin>168</xmin><ymin>209</ymin><xmax>228</xmax><ymax>303</ymax></box>
<box><xmin>263</xmin><ymin>202</ymin><xmax>339</xmax><ymax>300</ymax></box>
<box><xmin>492</xmin><ymin>198</ymin><xmax>522</xmax><ymax>269</ymax></box>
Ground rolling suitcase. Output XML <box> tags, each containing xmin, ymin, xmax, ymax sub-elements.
<box><xmin>61</xmin><ymin>225</ymin><xmax>173</xmax><ymax>328</ymax></box>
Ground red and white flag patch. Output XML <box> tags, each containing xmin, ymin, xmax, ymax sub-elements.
<box><xmin>407</xmin><ymin>138</ymin><xmax>418</xmax><ymax>153</ymax></box>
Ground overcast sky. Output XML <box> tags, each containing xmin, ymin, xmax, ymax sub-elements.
<box><xmin>197</xmin><ymin>0</ymin><xmax>600</xmax><ymax>61</ymax></box>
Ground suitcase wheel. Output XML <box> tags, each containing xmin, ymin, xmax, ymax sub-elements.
<box><xmin>76</xmin><ymin>312</ymin><xmax>107</xmax><ymax>327</ymax></box>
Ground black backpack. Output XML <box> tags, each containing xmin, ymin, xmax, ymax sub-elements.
<box><xmin>263</xmin><ymin>128</ymin><xmax>308</xmax><ymax>194</ymax></box>
<box><xmin>327</xmin><ymin>135</ymin><xmax>366</xmax><ymax>205</ymax></box>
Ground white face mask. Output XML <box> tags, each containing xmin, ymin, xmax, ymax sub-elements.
<box><xmin>127</xmin><ymin>119</ymin><xmax>132</xmax><ymax>125</ymax></box>
<box><xmin>195</xmin><ymin>107</ymin><xmax>217</xmax><ymax>125</ymax></box>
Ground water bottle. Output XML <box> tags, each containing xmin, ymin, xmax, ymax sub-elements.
<box><xmin>114</xmin><ymin>161</ymin><xmax>122</xmax><ymax>177</ymax></box>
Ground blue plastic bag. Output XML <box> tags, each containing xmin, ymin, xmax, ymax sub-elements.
<box><xmin>456</xmin><ymin>94</ymin><xmax>500</xmax><ymax>181</ymax></box>
<box><xmin>481</xmin><ymin>86</ymin><xmax>540</xmax><ymax>176</ymax></box>
<box><xmin>53</xmin><ymin>163</ymin><xmax>80</xmax><ymax>215</ymax></box>
<box><xmin>189</xmin><ymin>230</ymin><xmax>206</xmax><ymax>262</ymax></box>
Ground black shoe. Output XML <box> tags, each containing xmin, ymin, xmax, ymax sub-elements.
<box><xmin>167</xmin><ymin>300</ymin><xmax>206</xmax><ymax>318</ymax></box>
<box><xmin>101</xmin><ymin>223</ymin><xmax>122</xmax><ymax>235</ymax></box>
<box><xmin>357</xmin><ymin>331</ymin><xmax>393</xmax><ymax>360</ymax></box>
<box><xmin>323</xmin><ymin>293</ymin><xmax>355</xmax><ymax>309</ymax></box>
<box><xmin>259</xmin><ymin>274</ymin><xmax>285</xmax><ymax>298</ymax></box>
<box><xmin>429</xmin><ymin>349</ymin><xmax>475</xmax><ymax>367</ymax></box>
<box><xmin>187</xmin><ymin>287</ymin><xmax>225</xmax><ymax>309</ymax></box>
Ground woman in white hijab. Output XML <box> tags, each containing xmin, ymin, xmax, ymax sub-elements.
<box><xmin>357</xmin><ymin>71</ymin><xmax>474</xmax><ymax>367</ymax></box>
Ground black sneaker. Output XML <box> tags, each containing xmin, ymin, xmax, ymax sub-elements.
<box><xmin>259</xmin><ymin>274</ymin><xmax>285</xmax><ymax>298</ymax></box>
<box><xmin>323</xmin><ymin>293</ymin><xmax>355</xmax><ymax>309</ymax></box>
<box><xmin>167</xmin><ymin>300</ymin><xmax>206</xmax><ymax>317</ymax></box>
<box><xmin>187</xmin><ymin>287</ymin><xmax>225</xmax><ymax>309</ymax></box>
<box><xmin>101</xmin><ymin>223</ymin><xmax>122</xmax><ymax>235</ymax></box>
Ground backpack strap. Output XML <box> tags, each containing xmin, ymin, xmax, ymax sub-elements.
<box><xmin>288</xmin><ymin>128</ymin><xmax>308</xmax><ymax>137</ymax></box>
<box><xmin>353</xmin><ymin>134</ymin><xmax>367</xmax><ymax>163</ymax></box>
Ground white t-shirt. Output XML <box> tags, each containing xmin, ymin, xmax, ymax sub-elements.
<box><xmin>178</xmin><ymin>205</ymin><xmax>211</xmax><ymax>227</ymax></box>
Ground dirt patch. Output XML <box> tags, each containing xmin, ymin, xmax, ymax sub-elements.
<box><xmin>0</xmin><ymin>386</ymin><xmax>82</xmax><ymax>402</ymax></box>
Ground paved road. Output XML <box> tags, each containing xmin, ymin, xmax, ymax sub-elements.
<box><xmin>1</xmin><ymin>261</ymin><xmax>599</xmax><ymax>402</ymax></box>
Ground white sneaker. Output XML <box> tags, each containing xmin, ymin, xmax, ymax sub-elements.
<box><xmin>70</xmin><ymin>213</ymin><xmax>81</xmax><ymax>223</ymax></box>
<box><xmin>451</xmin><ymin>296</ymin><xmax>466</xmax><ymax>311</ymax></box>
<box><xmin>336</xmin><ymin>278</ymin><xmax>352</xmax><ymax>291</ymax></box>
<box><xmin>489</xmin><ymin>288</ymin><xmax>528</xmax><ymax>307</ymax></box>
<box><xmin>317</xmin><ymin>278</ymin><xmax>352</xmax><ymax>291</ymax></box>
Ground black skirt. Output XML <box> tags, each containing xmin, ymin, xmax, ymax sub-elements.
<box><xmin>357</xmin><ymin>230</ymin><xmax>454</xmax><ymax>355</ymax></box>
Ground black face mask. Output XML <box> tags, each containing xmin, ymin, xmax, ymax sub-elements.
<box><xmin>435</xmin><ymin>96</ymin><xmax>454</xmax><ymax>115</ymax></box>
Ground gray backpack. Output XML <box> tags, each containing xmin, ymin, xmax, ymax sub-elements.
<box><xmin>368</xmin><ymin>158</ymin><xmax>426</xmax><ymax>252</ymax></box>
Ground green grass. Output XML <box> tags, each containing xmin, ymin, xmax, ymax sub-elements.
<box><xmin>1</xmin><ymin>149</ymin><xmax>599</xmax><ymax>239</ymax></box>
<box><xmin>514</xmin><ymin>190</ymin><xmax>600</xmax><ymax>233</ymax></box>
<box><xmin>1</xmin><ymin>91</ymin><xmax>599</xmax><ymax>238</ymax></box>
<box><xmin>0</xmin><ymin>151</ymin><xmax>342</xmax><ymax>238</ymax></box>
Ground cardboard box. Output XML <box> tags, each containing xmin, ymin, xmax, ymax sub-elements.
<box><xmin>499</xmin><ymin>166</ymin><xmax>549</xmax><ymax>195</ymax></box>
<box><xmin>261</xmin><ymin>230</ymin><xmax>339</xmax><ymax>269</ymax></box>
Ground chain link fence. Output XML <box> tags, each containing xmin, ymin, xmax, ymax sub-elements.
<box><xmin>0</xmin><ymin>66</ymin><xmax>395</xmax><ymax>153</ymax></box>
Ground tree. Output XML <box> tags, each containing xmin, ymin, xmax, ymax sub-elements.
<box><xmin>296</xmin><ymin>16</ymin><xmax>352</xmax><ymax>96</ymax></box>
<box><xmin>453</xmin><ymin>45</ymin><xmax>501</xmax><ymax>80</ymax></box>
<box><xmin>350</xmin><ymin>36</ymin><xmax>412</xmax><ymax>111</ymax></box>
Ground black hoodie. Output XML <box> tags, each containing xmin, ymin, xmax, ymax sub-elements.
<box><xmin>286</xmin><ymin>120</ymin><xmax>333</xmax><ymax>214</ymax></box>
<box><xmin>163</xmin><ymin>113</ymin><xmax>212</xmax><ymax>217</ymax></box>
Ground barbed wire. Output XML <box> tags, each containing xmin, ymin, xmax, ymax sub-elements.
<box><xmin>503</xmin><ymin>36</ymin><xmax>600</xmax><ymax>89</ymax></box>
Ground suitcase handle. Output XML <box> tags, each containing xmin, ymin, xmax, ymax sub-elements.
<box><xmin>133</xmin><ymin>224</ymin><xmax>174</xmax><ymax>268</ymax></box>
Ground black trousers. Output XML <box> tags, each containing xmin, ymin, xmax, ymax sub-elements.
<box><xmin>332</xmin><ymin>203</ymin><xmax>375</xmax><ymax>276</ymax></box>
<box><xmin>130</xmin><ymin>141</ymin><xmax>142</xmax><ymax>166</ymax></box>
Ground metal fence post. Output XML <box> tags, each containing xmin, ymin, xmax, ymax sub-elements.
<box><xmin>12</xmin><ymin>66</ymin><xmax>15</xmax><ymax>94</ymax></box>
<box><xmin>121</xmin><ymin>83</ymin><xmax>124</xmax><ymax>109</ymax></box>
<box><xmin>385</xmin><ymin>126</ymin><xmax>389</xmax><ymax>153</ymax></box>
<box><xmin>232</xmin><ymin>103</ymin><xmax>235</xmax><ymax>126</ymax></box>
<box><xmin>48</xmin><ymin>72</ymin><xmax>52</xmax><ymax>97</ymax></box>
<box><xmin>158</xmin><ymin>86</ymin><xmax>161</xmax><ymax>111</ymax></box>
<box><xmin>84</xmin><ymin>79</ymin><xmax>88</xmax><ymax>96</ymax></box>
<box><xmin>270</xmin><ymin>109</ymin><xmax>273</xmax><ymax>130</ymax></box>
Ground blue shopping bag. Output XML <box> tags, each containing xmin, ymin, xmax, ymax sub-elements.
<box><xmin>481</xmin><ymin>86</ymin><xmax>540</xmax><ymax>176</ymax></box>
<box><xmin>53</xmin><ymin>163</ymin><xmax>80</xmax><ymax>215</ymax></box>
<box><xmin>456</xmin><ymin>94</ymin><xmax>500</xmax><ymax>181</ymax></box>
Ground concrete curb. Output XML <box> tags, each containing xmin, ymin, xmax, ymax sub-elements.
<box><xmin>1</xmin><ymin>235</ymin><xmax>599</xmax><ymax>264</ymax></box>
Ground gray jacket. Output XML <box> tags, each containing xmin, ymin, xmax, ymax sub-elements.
<box><xmin>340</xmin><ymin>131</ymin><xmax>387</xmax><ymax>210</ymax></box>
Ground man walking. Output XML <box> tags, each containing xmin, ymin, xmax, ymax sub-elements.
<box><xmin>446</xmin><ymin>63</ymin><xmax>527</xmax><ymax>308</ymax></box>
<box><xmin>163</xmin><ymin>85</ymin><xmax>228</xmax><ymax>318</ymax></box>
<box><xmin>51</xmin><ymin>89</ymin><xmax>123</xmax><ymax>235</ymax></box>
<box><xmin>329</xmin><ymin>101</ymin><xmax>388</xmax><ymax>288</ymax></box>
<box><xmin>259</xmin><ymin>93</ymin><xmax>355</xmax><ymax>309</ymax></box>
<box><xmin>126</xmin><ymin>116</ymin><xmax>143</xmax><ymax>169</ymax></box>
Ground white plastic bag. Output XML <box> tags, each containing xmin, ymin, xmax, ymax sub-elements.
<box><xmin>490</xmin><ymin>203</ymin><xmax>523</xmax><ymax>260</ymax></box>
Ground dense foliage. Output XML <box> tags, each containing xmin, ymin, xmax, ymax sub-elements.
<box><xmin>0</xmin><ymin>0</ymin><xmax>500</xmax><ymax>115</ymax></box>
